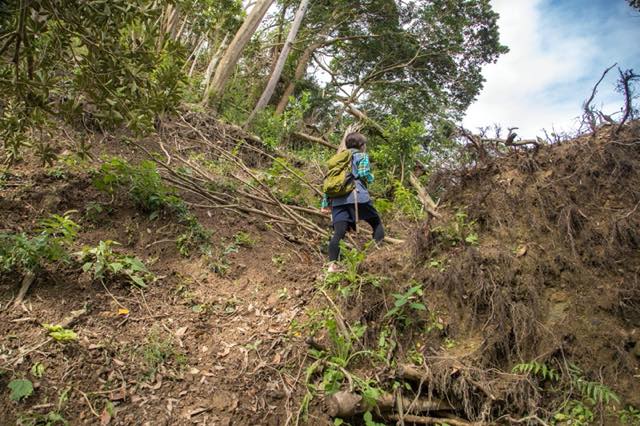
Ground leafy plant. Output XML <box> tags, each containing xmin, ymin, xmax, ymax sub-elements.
<box><xmin>433</xmin><ymin>209</ymin><xmax>479</xmax><ymax>247</ymax></box>
<box><xmin>18</xmin><ymin>386</ymin><xmax>71</xmax><ymax>425</ymax></box>
<box><xmin>553</xmin><ymin>400</ymin><xmax>594</xmax><ymax>426</ymax></box>
<box><xmin>375</xmin><ymin>325</ymin><xmax>396</xmax><ymax>363</ymax></box>
<box><xmin>234</xmin><ymin>231</ymin><xmax>256</xmax><ymax>248</ymax></box>
<box><xmin>18</xmin><ymin>411</ymin><xmax>67</xmax><ymax>426</ymax></box>
<box><xmin>207</xmin><ymin>255</ymin><xmax>230</xmax><ymax>276</ymax></box>
<box><xmin>514</xmin><ymin>361</ymin><xmax>620</xmax><ymax>424</ymax></box>
<box><xmin>568</xmin><ymin>364</ymin><xmax>620</xmax><ymax>405</ymax></box>
<box><xmin>385</xmin><ymin>282</ymin><xmax>426</xmax><ymax>325</ymax></box>
<box><xmin>42</xmin><ymin>324</ymin><xmax>78</xmax><ymax>342</ymax></box>
<box><xmin>30</xmin><ymin>362</ymin><xmax>45</xmax><ymax>379</ymax></box>
<box><xmin>443</xmin><ymin>337</ymin><xmax>456</xmax><ymax>349</ymax></box>
<box><xmin>0</xmin><ymin>212</ymin><xmax>79</xmax><ymax>275</ymax></box>
<box><xmin>407</xmin><ymin>345</ymin><xmax>425</xmax><ymax>366</ymax></box>
<box><xmin>363</xmin><ymin>411</ymin><xmax>385</xmax><ymax>426</ymax></box>
<box><xmin>93</xmin><ymin>158</ymin><xmax>185</xmax><ymax>217</ymax></box>
<box><xmin>83</xmin><ymin>202</ymin><xmax>111</xmax><ymax>224</ymax></box>
<box><xmin>138</xmin><ymin>328</ymin><xmax>187</xmax><ymax>379</ymax></box>
<box><xmin>425</xmin><ymin>310</ymin><xmax>445</xmax><ymax>334</ymax></box>
<box><xmin>324</xmin><ymin>243</ymin><xmax>383</xmax><ymax>297</ymax></box>
<box><xmin>620</xmin><ymin>405</ymin><xmax>640</xmax><ymax>425</ymax></box>
<box><xmin>250</xmin><ymin>93</ymin><xmax>310</xmax><ymax>148</ymax></box>
<box><xmin>300</xmin><ymin>310</ymin><xmax>384</xmax><ymax>423</ymax></box>
<box><xmin>77</xmin><ymin>240</ymin><xmax>153</xmax><ymax>288</ymax></box>
<box><xmin>176</xmin><ymin>214</ymin><xmax>212</xmax><ymax>257</ymax></box>
<box><xmin>427</xmin><ymin>256</ymin><xmax>448</xmax><ymax>272</ymax></box>
<box><xmin>8</xmin><ymin>379</ymin><xmax>33</xmax><ymax>401</ymax></box>
<box><xmin>392</xmin><ymin>180</ymin><xmax>425</xmax><ymax>221</ymax></box>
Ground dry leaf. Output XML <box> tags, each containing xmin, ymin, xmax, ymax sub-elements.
<box><xmin>516</xmin><ymin>245</ymin><xmax>528</xmax><ymax>257</ymax></box>
<box><xmin>109</xmin><ymin>387</ymin><xmax>127</xmax><ymax>401</ymax></box>
<box><xmin>100</xmin><ymin>409</ymin><xmax>111</xmax><ymax>425</ymax></box>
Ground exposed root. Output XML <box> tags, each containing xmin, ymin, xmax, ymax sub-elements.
<box><xmin>13</xmin><ymin>270</ymin><xmax>35</xmax><ymax>307</ymax></box>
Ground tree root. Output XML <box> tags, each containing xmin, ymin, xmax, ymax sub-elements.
<box><xmin>14</xmin><ymin>270</ymin><xmax>35</xmax><ymax>307</ymax></box>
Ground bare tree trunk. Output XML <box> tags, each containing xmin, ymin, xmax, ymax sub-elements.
<box><xmin>201</xmin><ymin>35</ymin><xmax>229</xmax><ymax>94</ymax></box>
<box><xmin>187</xmin><ymin>36</ymin><xmax>207</xmax><ymax>77</ymax></box>
<box><xmin>269</xmin><ymin>4</ymin><xmax>287</xmax><ymax>74</ymax></box>
<box><xmin>157</xmin><ymin>4</ymin><xmax>178</xmax><ymax>51</ymax></box>
<box><xmin>275</xmin><ymin>34</ymin><xmax>327</xmax><ymax>114</ymax></box>
<box><xmin>203</xmin><ymin>0</ymin><xmax>275</xmax><ymax>105</ymax></box>
<box><xmin>245</xmin><ymin>0</ymin><xmax>310</xmax><ymax>125</ymax></box>
<box><xmin>174</xmin><ymin>15</ymin><xmax>189</xmax><ymax>41</ymax></box>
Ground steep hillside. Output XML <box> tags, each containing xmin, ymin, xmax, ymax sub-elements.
<box><xmin>1</xmin><ymin>121</ymin><xmax>639</xmax><ymax>426</ymax></box>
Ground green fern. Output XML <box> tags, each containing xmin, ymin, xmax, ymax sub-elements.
<box><xmin>568</xmin><ymin>364</ymin><xmax>619</xmax><ymax>405</ymax></box>
<box><xmin>512</xmin><ymin>361</ymin><xmax>560</xmax><ymax>382</ymax></box>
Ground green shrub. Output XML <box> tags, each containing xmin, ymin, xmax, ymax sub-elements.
<box><xmin>93</xmin><ymin>158</ymin><xmax>185</xmax><ymax>217</ymax></box>
<box><xmin>385</xmin><ymin>282</ymin><xmax>426</xmax><ymax>326</ymax></box>
<box><xmin>393</xmin><ymin>181</ymin><xmax>424</xmax><ymax>220</ymax></box>
<box><xmin>0</xmin><ymin>213</ymin><xmax>79</xmax><ymax>274</ymax></box>
<box><xmin>77</xmin><ymin>240</ymin><xmax>153</xmax><ymax>288</ymax></box>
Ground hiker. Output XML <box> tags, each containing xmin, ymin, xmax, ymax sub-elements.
<box><xmin>320</xmin><ymin>132</ymin><xmax>384</xmax><ymax>272</ymax></box>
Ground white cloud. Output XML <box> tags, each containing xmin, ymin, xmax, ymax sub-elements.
<box><xmin>463</xmin><ymin>0</ymin><xmax>640</xmax><ymax>139</ymax></box>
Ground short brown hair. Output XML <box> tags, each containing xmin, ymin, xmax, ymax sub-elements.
<box><xmin>345</xmin><ymin>132</ymin><xmax>367</xmax><ymax>150</ymax></box>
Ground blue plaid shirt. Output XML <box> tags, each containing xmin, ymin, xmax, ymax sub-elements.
<box><xmin>321</xmin><ymin>150</ymin><xmax>374</xmax><ymax>208</ymax></box>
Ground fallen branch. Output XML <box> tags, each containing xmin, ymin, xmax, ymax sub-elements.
<box><xmin>384</xmin><ymin>236</ymin><xmax>405</xmax><ymax>245</ymax></box>
<box><xmin>385</xmin><ymin>414</ymin><xmax>474</xmax><ymax>426</ymax></box>
<box><xmin>396</xmin><ymin>363</ymin><xmax>429</xmax><ymax>382</ymax></box>
<box><xmin>325</xmin><ymin>391</ymin><xmax>453</xmax><ymax>418</ymax></box>
<box><xmin>408</xmin><ymin>173</ymin><xmax>441</xmax><ymax>218</ymax></box>
<box><xmin>292</xmin><ymin>131</ymin><xmax>337</xmax><ymax>150</ymax></box>
<box><xmin>344</xmin><ymin>104</ymin><xmax>386</xmax><ymax>138</ymax></box>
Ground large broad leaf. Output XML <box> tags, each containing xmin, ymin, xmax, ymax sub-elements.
<box><xmin>8</xmin><ymin>379</ymin><xmax>34</xmax><ymax>401</ymax></box>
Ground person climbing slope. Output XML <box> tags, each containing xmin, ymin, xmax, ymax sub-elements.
<box><xmin>320</xmin><ymin>132</ymin><xmax>385</xmax><ymax>273</ymax></box>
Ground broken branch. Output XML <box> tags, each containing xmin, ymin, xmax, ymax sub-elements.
<box><xmin>325</xmin><ymin>391</ymin><xmax>453</xmax><ymax>418</ymax></box>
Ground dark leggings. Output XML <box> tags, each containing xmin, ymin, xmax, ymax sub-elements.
<box><xmin>328</xmin><ymin>217</ymin><xmax>384</xmax><ymax>262</ymax></box>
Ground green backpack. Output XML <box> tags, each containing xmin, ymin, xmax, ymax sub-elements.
<box><xmin>323</xmin><ymin>149</ymin><xmax>355</xmax><ymax>198</ymax></box>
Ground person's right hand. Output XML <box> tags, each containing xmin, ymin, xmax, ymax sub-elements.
<box><xmin>320</xmin><ymin>207</ymin><xmax>331</xmax><ymax>215</ymax></box>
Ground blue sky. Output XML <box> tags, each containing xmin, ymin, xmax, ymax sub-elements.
<box><xmin>463</xmin><ymin>0</ymin><xmax>640</xmax><ymax>138</ymax></box>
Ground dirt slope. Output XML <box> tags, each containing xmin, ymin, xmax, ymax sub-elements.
<box><xmin>1</xmin><ymin>121</ymin><xmax>639</xmax><ymax>425</ymax></box>
<box><xmin>0</xmin><ymin>145</ymin><xmax>323</xmax><ymax>424</ymax></box>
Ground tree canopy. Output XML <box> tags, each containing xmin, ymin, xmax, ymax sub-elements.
<box><xmin>1</xmin><ymin>0</ymin><xmax>507</xmax><ymax>177</ymax></box>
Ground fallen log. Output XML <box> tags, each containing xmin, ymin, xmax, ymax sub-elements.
<box><xmin>386</xmin><ymin>413</ymin><xmax>475</xmax><ymax>426</ymax></box>
<box><xmin>325</xmin><ymin>390</ymin><xmax>453</xmax><ymax>418</ymax></box>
